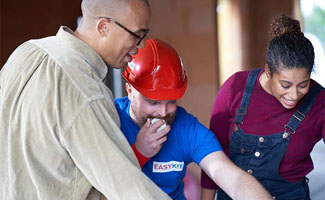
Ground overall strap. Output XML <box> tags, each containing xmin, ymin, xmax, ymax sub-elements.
<box><xmin>234</xmin><ymin>68</ymin><xmax>262</xmax><ymax>124</ymax></box>
<box><xmin>285</xmin><ymin>83</ymin><xmax>323</xmax><ymax>134</ymax></box>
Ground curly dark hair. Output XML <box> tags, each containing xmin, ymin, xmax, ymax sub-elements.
<box><xmin>266</xmin><ymin>15</ymin><xmax>314</xmax><ymax>75</ymax></box>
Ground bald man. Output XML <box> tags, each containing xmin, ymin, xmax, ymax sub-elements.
<box><xmin>0</xmin><ymin>0</ymin><xmax>170</xmax><ymax>199</ymax></box>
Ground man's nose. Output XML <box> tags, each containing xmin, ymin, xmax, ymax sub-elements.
<box><xmin>156</xmin><ymin>104</ymin><xmax>168</xmax><ymax>117</ymax></box>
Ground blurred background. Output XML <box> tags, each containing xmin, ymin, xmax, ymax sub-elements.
<box><xmin>1</xmin><ymin>0</ymin><xmax>324</xmax><ymax>199</ymax></box>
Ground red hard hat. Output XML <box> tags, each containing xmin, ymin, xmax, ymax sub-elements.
<box><xmin>123</xmin><ymin>39</ymin><xmax>187</xmax><ymax>100</ymax></box>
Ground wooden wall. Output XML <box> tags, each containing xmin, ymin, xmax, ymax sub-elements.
<box><xmin>1</xmin><ymin>0</ymin><xmax>295</xmax><ymax>126</ymax></box>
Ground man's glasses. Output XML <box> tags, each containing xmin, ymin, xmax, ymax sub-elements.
<box><xmin>99</xmin><ymin>17</ymin><xmax>149</xmax><ymax>46</ymax></box>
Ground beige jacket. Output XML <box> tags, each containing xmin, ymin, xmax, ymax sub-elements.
<box><xmin>0</xmin><ymin>26</ymin><xmax>170</xmax><ymax>200</ymax></box>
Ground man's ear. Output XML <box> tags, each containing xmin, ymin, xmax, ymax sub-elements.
<box><xmin>125</xmin><ymin>83</ymin><xmax>132</xmax><ymax>100</ymax></box>
<box><xmin>96</xmin><ymin>18</ymin><xmax>109</xmax><ymax>37</ymax></box>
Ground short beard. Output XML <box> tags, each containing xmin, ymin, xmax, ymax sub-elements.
<box><xmin>135</xmin><ymin>113</ymin><xmax>176</xmax><ymax>128</ymax></box>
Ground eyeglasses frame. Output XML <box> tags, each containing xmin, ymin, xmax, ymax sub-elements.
<box><xmin>99</xmin><ymin>17</ymin><xmax>150</xmax><ymax>46</ymax></box>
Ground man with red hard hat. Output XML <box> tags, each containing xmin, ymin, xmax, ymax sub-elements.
<box><xmin>114</xmin><ymin>39</ymin><xmax>273</xmax><ymax>200</ymax></box>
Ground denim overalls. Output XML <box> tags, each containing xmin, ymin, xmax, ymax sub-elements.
<box><xmin>217</xmin><ymin>69</ymin><xmax>323</xmax><ymax>200</ymax></box>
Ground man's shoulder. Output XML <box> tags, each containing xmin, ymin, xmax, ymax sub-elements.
<box><xmin>175</xmin><ymin>106</ymin><xmax>192</xmax><ymax>118</ymax></box>
<box><xmin>114</xmin><ymin>97</ymin><xmax>129</xmax><ymax>112</ymax></box>
<box><xmin>174</xmin><ymin>106</ymin><xmax>198</xmax><ymax>127</ymax></box>
<box><xmin>30</xmin><ymin>35</ymin><xmax>62</xmax><ymax>55</ymax></box>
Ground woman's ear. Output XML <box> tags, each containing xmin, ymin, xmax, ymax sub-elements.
<box><xmin>264</xmin><ymin>63</ymin><xmax>271</xmax><ymax>79</ymax></box>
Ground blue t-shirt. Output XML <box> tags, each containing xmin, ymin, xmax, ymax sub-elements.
<box><xmin>114</xmin><ymin>97</ymin><xmax>222</xmax><ymax>200</ymax></box>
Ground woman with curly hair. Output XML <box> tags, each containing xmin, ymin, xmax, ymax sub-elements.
<box><xmin>201</xmin><ymin>15</ymin><xmax>324</xmax><ymax>200</ymax></box>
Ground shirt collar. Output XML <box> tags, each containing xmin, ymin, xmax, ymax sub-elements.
<box><xmin>56</xmin><ymin>26</ymin><xmax>108</xmax><ymax>80</ymax></box>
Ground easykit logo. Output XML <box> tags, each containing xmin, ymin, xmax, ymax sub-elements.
<box><xmin>152</xmin><ymin>161</ymin><xmax>184</xmax><ymax>173</ymax></box>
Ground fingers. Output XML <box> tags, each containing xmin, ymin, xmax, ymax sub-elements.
<box><xmin>147</xmin><ymin>121</ymin><xmax>169</xmax><ymax>145</ymax></box>
<box><xmin>155</xmin><ymin>124</ymin><xmax>170</xmax><ymax>138</ymax></box>
<box><xmin>150</xmin><ymin>119</ymin><xmax>169</xmax><ymax>133</ymax></box>
<box><xmin>156</xmin><ymin>134</ymin><xmax>167</xmax><ymax>145</ymax></box>
<box><xmin>149</xmin><ymin>135</ymin><xmax>167</xmax><ymax>153</ymax></box>
<box><xmin>140</xmin><ymin>118</ymin><xmax>165</xmax><ymax>134</ymax></box>
<box><xmin>143</xmin><ymin>118</ymin><xmax>151</xmax><ymax>128</ymax></box>
<box><xmin>150</xmin><ymin>125</ymin><xmax>169</xmax><ymax>150</ymax></box>
<box><xmin>135</xmin><ymin>119</ymin><xmax>170</xmax><ymax>158</ymax></box>
<box><xmin>138</xmin><ymin>119</ymin><xmax>154</xmax><ymax>135</ymax></box>
<box><xmin>150</xmin><ymin>118</ymin><xmax>166</xmax><ymax>129</ymax></box>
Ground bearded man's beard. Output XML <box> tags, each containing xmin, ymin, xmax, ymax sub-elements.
<box><xmin>135</xmin><ymin>112</ymin><xmax>176</xmax><ymax>128</ymax></box>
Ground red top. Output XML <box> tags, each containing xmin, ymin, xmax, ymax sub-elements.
<box><xmin>201</xmin><ymin>69</ymin><xmax>325</xmax><ymax>189</ymax></box>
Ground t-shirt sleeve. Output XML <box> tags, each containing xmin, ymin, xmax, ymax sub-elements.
<box><xmin>177</xmin><ymin>108</ymin><xmax>222</xmax><ymax>165</ymax></box>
